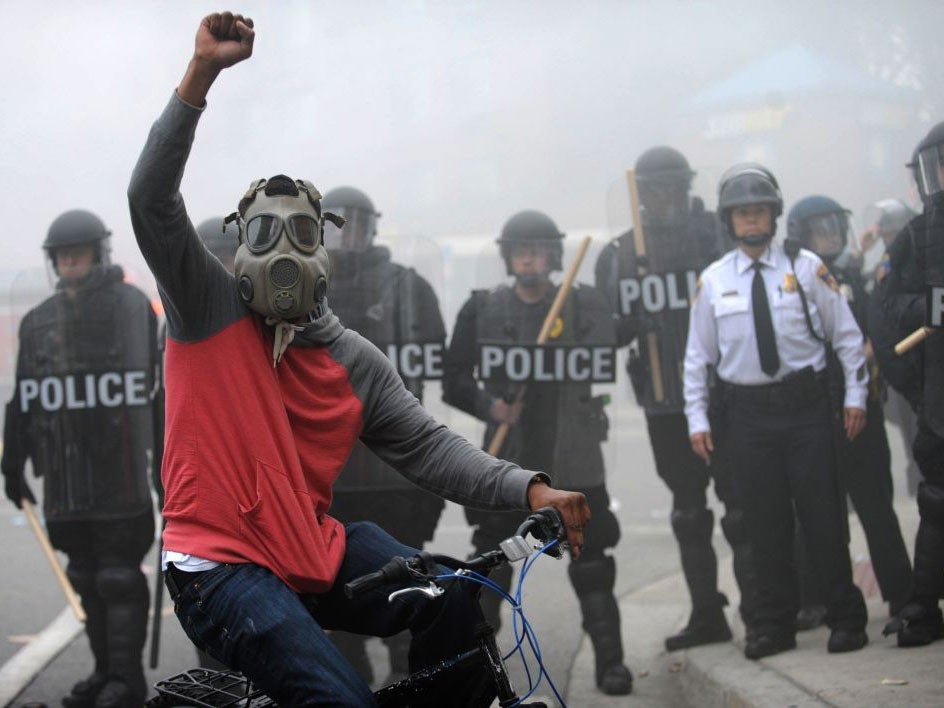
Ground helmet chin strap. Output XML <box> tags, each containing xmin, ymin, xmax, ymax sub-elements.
<box><xmin>515</xmin><ymin>272</ymin><xmax>551</xmax><ymax>287</ymax></box>
<box><xmin>737</xmin><ymin>232</ymin><xmax>772</xmax><ymax>248</ymax></box>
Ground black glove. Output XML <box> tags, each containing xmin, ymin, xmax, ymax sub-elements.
<box><xmin>3</xmin><ymin>470</ymin><xmax>36</xmax><ymax>509</ymax></box>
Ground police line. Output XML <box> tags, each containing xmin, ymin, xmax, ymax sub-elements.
<box><xmin>619</xmin><ymin>270</ymin><xmax>698</xmax><ymax>315</ymax></box>
<box><xmin>18</xmin><ymin>371</ymin><xmax>150</xmax><ymax>412</ymax></box>
<box><xmin>383</xmin><ymin>342</ymin><xmax>444</xmax><ymax>379</ymax></box>
<box><xmin>478</xmin><ymin>343</ymin><xmax>616</xmax><ymax>383</ymax></box>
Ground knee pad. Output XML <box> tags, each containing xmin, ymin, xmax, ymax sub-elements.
<box><xmin>586</xmin><ymin>506</ymin><xmax>622</xmax><ymax>551</ymax></box>
<box><xmin>95</xmin><ymin>566</ymin><xmax>147</xmax><ymax>603</ymax></box>
<box><xmin>721</xmin><ymin>509</ymin><xmax>747</xmax><ymax>546</ymax></box>
<box><xmin>917</xmin><ymin>482</ymin><xmax>944</xmax><ymax>525</ymax></box>
<box><xmin>670</xmin><ymin>508</ymin><xmax>714</xmax><ymax>543</ymax></box>
<box><xmin>568</xmin><ymin>555</ymin><xmax>616</xmax><ymax>596</ymax></box>
<box><xmin>66</xmin><ymin>562</ymin><xmax>97</xmax><ymax>598</ymax></box>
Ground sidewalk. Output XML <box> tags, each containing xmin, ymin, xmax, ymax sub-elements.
<box><xmin>568</xmin><ymin>498</ymin><xmax>944</xmax><ymax>707</ymax></box>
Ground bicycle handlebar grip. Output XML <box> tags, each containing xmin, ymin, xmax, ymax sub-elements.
<box><xmin>344</xmin><ymin>557</ymin><xmax>406</xmax><ymax>599</ymax></box>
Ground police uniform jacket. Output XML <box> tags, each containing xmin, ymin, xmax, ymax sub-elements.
<box><xmin>872</xmin><ymin>212</ymin><xmax>944</xmax><ymax>436</ymax></box>
<box><xmin>1</xmin><ymin>265</ymin><xmax>157</xmax><ymax>521</ymax></box>
<box><xmin>443</xmin><ymin>283</ymin><xmax>613</xmax><ymax>489</ymax></box>
<box><xmin>329</xmin><ymin>246</ymin><xmax>446</xmax><ymax>492</ymax></box>
<box><xmin>684</xmin><ymin>244</ymin><xmax>868</xmax><ymax>435</ymax></box>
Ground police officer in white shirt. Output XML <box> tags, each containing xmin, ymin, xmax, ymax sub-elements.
<box><xmin>683</xmin><ymin>163</ymin><xmax>869</xmax><ymax>660</ymax></box>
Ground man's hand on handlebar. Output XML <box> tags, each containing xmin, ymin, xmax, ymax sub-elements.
<box><xmin>527</xmin><ymin>481</ymin><xmax>590</xmax><ymax>560</ymax></box>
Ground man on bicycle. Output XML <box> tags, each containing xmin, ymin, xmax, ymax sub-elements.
<box><xmin>128</xmin><ymin>12</ymin><xmax>590</xmax><ymax>706</ymax></box>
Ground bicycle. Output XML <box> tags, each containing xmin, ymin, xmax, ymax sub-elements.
<box><xmin>146</xmin><ymin>506</ymin><xmax>570</xmax><ymax>707</ymax></box>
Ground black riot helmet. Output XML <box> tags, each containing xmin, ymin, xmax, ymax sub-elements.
<box><xmin>496</xmin><ymin>210</ymin><xmax>565</xmax><ymax>279</ymax></box>
<box><xmin>717</xmin><ymin>162</ymin><xmax>783</xmax><ymax>245</ymax></box>
<box><xmin>43</xmin><ymin>209</ymin><xmax>112</xmax><ymax>272</ymax></box>
<box><xmin>196</xmin><ymin>217</ymin><xmax>239</xmax><ymax>272</ymax></box>
<box><xmin>321</xmin><ymin>186</ymin><xmax>380</xmax><ymax>253</ymax></box>
<box><xmin>787</xmin><ymin>195</ymin><xmax>851</xmax><ymax>265</ymax></box>
<box><xmin>909</xmin><ymin>121</ymin><xmax>944</xmax><ymax>209</ymax></box>
<box><xmin>634</xmin><ymin>146</ymin><xmax>696</xmax><ymax>226</ymax></box>
<box><xmin>872</xmin><ymin>198</ymin><xmax>917</xmax><ymax>246</ymax></box>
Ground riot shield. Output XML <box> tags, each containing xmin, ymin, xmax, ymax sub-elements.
<box><xmin>0</xmin><ymin>268</ymin><xmax>51</xmax><ymax>408</ymax></box>
<box><xmin>3</xmin><ymin>264</ymin><xmax>157</xmax><ymax>521</ymax></box>
<box><xmin>598</xmin><ymin>169</ymin><xmax>727</xmax><ymax>414</ymax></box>
<box><xmin>327</xmin><ymin>234</ymin><xmax>449</xmax><ymax>494</ymax></box>
<box><xmin>440</xmin><ymin>237</ymin><xmax>617</xmax><ymax>491</ymax></box>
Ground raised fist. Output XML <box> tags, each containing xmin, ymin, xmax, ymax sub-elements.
<box><xmin>193</xmin><ymin>12</ymin><xmax>255</xmax><ymax>71</ymax></box>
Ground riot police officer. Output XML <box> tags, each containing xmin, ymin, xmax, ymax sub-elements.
<box><xmin>321</xmin><ymin>186</ymin><xmax>447</xmax><ymax>684</ymax></box>
<box><xmin>872</xmin><ymin>121</ymin><xmax>944</xmax><ymax>646</ymax></box>
<box><xmin>787</xmin><ymin>196</ymin><xmax>912</xmax><ymax>623</ymax></box>
<box><xmin>862</xmin><ymin>199</ymin><xmax>922</xmax><ymax>497</ymax></box>
<box><xmin>684</xmin><ymin>164</ymin><xmax>869</xmax><ymax>659</ymax></box>
<box><xmin>594</xmin><ymin>146</ymin><xmax>755</xmax><ymax>650</ymax></box>
<box><xmin>443</xmin><ymin>210</ymin><xmax>632</xmax><ymax>696</ymax></box>
<box><xmin>1</xmin><ymin>210</ymin><xmax>159</xmax><ymax>707</ymax></box>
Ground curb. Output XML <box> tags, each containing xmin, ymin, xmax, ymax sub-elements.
<box><xmin>678</xmin><ymin>641</ymin><xmax>830</xmax><ymax>708</ymax></box>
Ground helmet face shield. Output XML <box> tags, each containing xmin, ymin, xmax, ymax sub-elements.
<box><xmin>806</xmin><ymin>211</ymin><xmax>848</xmax><ymax>259</ymax></box>
<box><xmin>324</xmin><ymin>207</ymin><xmax>376</xmax><ymax>252</ymax></box>
<box><xmin>916</xmin><ymin>145</ymin><xmax>944</xmax><ymax>204</ymax></box>
<box><xmin>637</xmin><ymin>177</ymin><xmax>691</xmax><ymax>226</ymax></box>
<box><xmin>246</xmin><ymin>213</ymin><xmax>321</xmax><ymax>254</ymax></box>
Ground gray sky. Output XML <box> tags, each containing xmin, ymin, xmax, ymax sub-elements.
<box><xmin>1</xmin><ymin>0</ymin><xmax>940</xmax><ymax>287</ymax></box>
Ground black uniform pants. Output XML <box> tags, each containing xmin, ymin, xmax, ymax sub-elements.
<box><xmin>646</xmin><ymin>412</ymin><xmax>711</xmax><ymax>509</ymax></box>
<box><xmin>47</xmin><ymin>510</ymin><xmax>154</xmax><ymax>691</ymax></box>
<box><xmin>910</xmin><ymin>420</ymin><xmax>944</xmax><ymax>605</ymax></box>
<box><xmin>646</xmin><ymin>412</ymin><xmax>743</xmax><ymax>612</ymax></box>
<box><xmin>725</xmin><ymin>389</ymin><xmax>866</xmax><ymax>636</ymax></box>
<box><xmin>839</xmin><ymin>399</ymin><xmax>913</xmax><ymax>606</ymax></box>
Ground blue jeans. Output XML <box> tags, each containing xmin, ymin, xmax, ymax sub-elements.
<box><xmin>168</xmin><ymin>522</ymin><xmax>489</xmax><ymax>706</ymax></box>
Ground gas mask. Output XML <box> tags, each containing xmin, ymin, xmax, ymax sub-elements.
<box><xmin>230</xmin><ymin>176</ymin><xmax>344</xmax><ymax>323</ymax></box>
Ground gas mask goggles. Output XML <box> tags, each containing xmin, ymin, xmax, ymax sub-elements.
<box><xmin>229</xmin><ymin>176</ymin><xmax>344</xmax><ymax>323</ymax></box>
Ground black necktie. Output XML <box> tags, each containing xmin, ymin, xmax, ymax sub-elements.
<box><xmin>752</xmin><ymin>262</ymin><xmax>780</xmax><ymax>376</ymax></box>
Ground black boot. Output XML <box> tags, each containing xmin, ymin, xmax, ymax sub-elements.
<box><xmin>665</xmin><ymin>594</ymin><xmax>732</xmax><ymax>651</ymax></box>
<box><xmin>569</xmin><ymin>557</ymin><xmax>632</xmax><ymax>696</ymax></box>
<box><xmin>63</xmin><ymin>566</ymin><xmax>108</xmax><ymax>708</ymax></box>
<box><xmin>92</xmin><ymin>680</ymin><xmax>138</xmax><ymax>708</ymax></box>
<box><xmin>579</xmin><ymin>592</ymin><xmax>633</xmax><ymax>695</ymax></box>
<box><xmin>329</xmin><ymin>631</ymin><xmax>374</xmax><ymax>685</ymax></box>
<box><xmin>894</xmin><ymin>601</ymin><xmax>944</xmax><ymax>647</ymax></box>
<box><xmin>61</xmin><ymin>672</ymin><xmax>108</xmax><ymax>708</ymax></box>
<box><xmin>94</xmin><ymin>568</ymin><xmax>150</xmax><ymax>708</ymax></box>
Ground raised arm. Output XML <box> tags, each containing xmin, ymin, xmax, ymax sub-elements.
<box><xmin>127</xmin><ymin>12</ymin><xmax>254</xmax><ymax>341</ymax></box>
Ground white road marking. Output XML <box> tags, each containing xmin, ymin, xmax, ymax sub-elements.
<box><xmin>0</xmin><ymin>607</ymin><xmax>82</xmax><ymax>706</ymax></box>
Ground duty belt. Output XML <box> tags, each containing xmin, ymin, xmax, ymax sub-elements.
<box><xmin>719</xmin><ymin>366</ymin><xmax>827</xmax><ymax>412</ymax></box>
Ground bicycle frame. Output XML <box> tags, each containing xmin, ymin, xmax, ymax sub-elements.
<box><xmin>149</xmin><ymin>508</ymin><xmax>565</xmax><ymax>707</ymax></box>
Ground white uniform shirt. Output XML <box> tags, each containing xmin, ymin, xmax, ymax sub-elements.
<box><xmin>684</xmin><ymin>244</ymin><xmax>868</xmax><ymax>435</ymax></box>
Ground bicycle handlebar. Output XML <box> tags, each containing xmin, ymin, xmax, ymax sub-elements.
<box><xmin>344</xmin><ymin>508</ymin><xmax>567</xmax><ymax>599</ymax></box>
<box><xmin>343</xmin><ymin>555</ymin><xmax>413</xmax><ymax>599</ymax></box>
